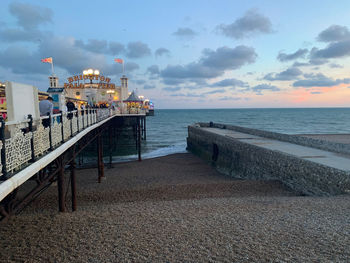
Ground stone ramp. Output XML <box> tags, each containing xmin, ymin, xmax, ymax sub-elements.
<box><xmin>187</xmin><ymin>123</ymin><xmax>350</xmax><ymax>196</ymax></box>
<box><xmin>205</xmin><ymin>128</ymin><xmax>350</xmax><ymax>171</ymax></box>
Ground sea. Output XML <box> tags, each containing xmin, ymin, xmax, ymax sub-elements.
<box><xmin>113</xmin><ymin>108</ymin><xmax>350</xmax><ymax>162</ymax></box>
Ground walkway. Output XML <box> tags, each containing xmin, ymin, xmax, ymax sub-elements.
<box><xmin>202</xmin><ymin>127</ymin><xmax>350</xmax><ymax>172</ymax></box>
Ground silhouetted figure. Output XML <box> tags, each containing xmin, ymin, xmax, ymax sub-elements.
<box><xmin>66</xmin><ymin>100</ymin><xmax>76</xmax><ymax>119</ymax></box>
<box><xmin>39</xmin><ymin>96</ymin><xmax>53</xmax><ymax>127</ymax></box>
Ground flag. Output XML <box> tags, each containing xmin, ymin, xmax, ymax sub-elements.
<box><xmin>41</xmin><ymin>57</ymin><xmax>52</xmax><ymax>63</ymax></box>
<box><xmin>114</xmin><ymin>58</ymin><xmax>123</xmax><ymax>64</ymax></box>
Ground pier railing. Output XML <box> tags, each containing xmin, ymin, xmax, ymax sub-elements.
<box><xmin>0</xmin><ymin>108</ymin><xmax>145</xmax><ymax>179</ymax></box>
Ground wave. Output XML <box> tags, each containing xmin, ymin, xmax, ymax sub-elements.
<box><xmin>112</xmin><ymin>142</ymin><xmax>187</xmax><ymax>163</ymax></box>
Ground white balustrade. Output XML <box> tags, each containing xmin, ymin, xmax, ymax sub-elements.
<box><xmin>4</xmin><ymin>126</ymin><xmax>32</xmax><ymax>173</ymax></box>
<box><xmin>51</xmin><ymin>117</ymin><xmax>62</xmax><ymax>148</ymax></box>
<box><xmin>33</xmin><ymin>121</ymin><xmax>50</xmax><ymax>157</ymax></box>
<box><xmin>78</xmin><ymin>113</ymin><xmax>83</xmax><ymax>131</ymax></box>
<box><xmin>72</xmin><ymin>114</ymin><xmax>78</xmax><ymax>135</ymax></box>
<box><xmin>62</xmin><ymin>114</ymin><xmax>71</xmax><ymax>141</ymax></box>
<box><xmin>0</xmin><ymin>107</ymin><xmax>144</xmax><ymax>177</ymax></box>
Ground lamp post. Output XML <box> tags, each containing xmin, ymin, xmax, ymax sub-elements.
<box><xmin>83</xmin><ymin>69</ymin><xmax>100</xmax><ymax>106</ymax></box>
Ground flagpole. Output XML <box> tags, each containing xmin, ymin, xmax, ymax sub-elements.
<box><xmin>122</xmin><ymin>61</ymin><xmax>124</xmax><ymax>74</ymax></box>
<box><xmin>51</xmin><ymin>61</ymin><xmax>55</xmax><ymax>75</ymax></box>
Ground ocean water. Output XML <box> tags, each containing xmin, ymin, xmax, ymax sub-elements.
<box><xmin>114</xmin><ymin>108</ymin><xmax>350</xmax><ymax>162</ymax></box>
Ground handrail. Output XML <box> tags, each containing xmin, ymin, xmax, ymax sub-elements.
<box><xmin>5</xmin><ymin>119</ymin><xmax>31</xmax><ymax>126</ymax></box>
<box><xmin>0</xmin><ymin>108</ymin><xmax>145</xmax><ymax>179</ymax></box>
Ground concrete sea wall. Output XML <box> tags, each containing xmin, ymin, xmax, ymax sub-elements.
<box><xmin>187</xmin><ymin>123</ymin><xmax>350</xmax><ymax>196</ymax></box>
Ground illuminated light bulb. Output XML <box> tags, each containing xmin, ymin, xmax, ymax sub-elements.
<box><xmin>94</xmin><ymin>70</ymin><xmax>100</xmax><ymax>75</ymax></box>
<box><xmin>87</xmin><ymin>69</ymin><xmax>93</xmax><ymax>75</ymax></box>
<box><xmin>83</xmin><ymin>70</ymin><xmax>88</xmax><ymax>75</ymax></box>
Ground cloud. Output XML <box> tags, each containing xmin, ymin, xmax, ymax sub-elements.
<box><xmin>0</xmin><ymin>2</ymin><xmax>53</xmax><ymax>43</ymax></box>
<box><xmin>310</xmin><ymin>91</ymin><xmax>322</xmax><ymax>94</ymax></box>
<box><xmin>309</xmin><ymin>25</ymin><xmax>350</xmax><ymax>59</ymax></box>
<box><xmin>144</xmin><ymin>84</ymin><xmax>156</xmax><ymax>89</ymax></box>
<box><xmin>173</xmin><ymin>27</ymin><xmax>197</xmax><ymax>39</ymax></box>
<box><xmin>9</xmin><ymin>2</ymin><xmax>53</xmax><ymax>29</ymax></box>
<box><xmin>146</xmin><ymin>65</ymin><xmax>160</xmax><ymax>75</ymax></box>
<box><xmin>0</xmin><ymin>28</ymin><xmax>43</xmax><ymax>42</ymax></box>
<box><xmin>0</xmin><ymin>45</ymin><xmax>48</xmax><ymax>74</ymax></box>
<box><xmin>308</xmin><ymin>57</ymin><xmax>328</xmax><ymax>65</ymax></box>
<box><xmin>292</xmin><ymin>58</ymin><xmax>328</xmax><ymax>67</ymax></box>
<box><xmin>329</xmin><ymin>63</ymin><xmax>343</xmax><ymax>68</ymax></box>
<box><xmin>251</xmin><ymin>84</ymin><xmax>280</xmax><ymax>95</ymax></box>
<box><xmin>124</xmin><ymin>62</ymin><xmax>140</xmax><ymax>72</ymax></box>
<box><xmin>161</xmin><ymin>45</ymin><xmax>257</xmax><ymax>84</ymax></box>
<box><xmin>263</xmin><ymin>67</ymin><xmax>303</xmax><ymax>81</ymax></box>
<box><xmin>292</xmin><ymin>61</ymin><xmax>310</xmax><ymax>67</ymax></box>
<box><xmin>277</xmin><ymin>49</ymin><xmax>308</xmax><ymax>62</ymax></box>
<box><xmin>219</xmin><ymin>96</ymin><xmax>242</xmax><ymax>101</ymax></box>
<box><xmin>109</xmin><ymin>41</ymin><xmax>125</xmax><ymax>55</ymax></box>
<box><xmin>163</xmin><ymin>87</ymin><xmax>181</xmax><ymax>92</ymax></box>
<box><xmin>170</xmin><ymin>93</ymin><xmax>202</xmax><ymax>97</ymax></box>
<box><xmin>155</xmin><ymin>47</ymin><xmax>170</xmax><ymax>57</ymax></box>
<box><xmin>135</xmin><ymin>79</ymin><xmax>146</xmax><ymax>85</ymax></box>
<box><xmin>201</xmin><ymin>46</ymin><xmax>257</xmax><ymax>69</ymax></box>
<box><xmin>310</xmin><ymin>40</ymin><xmax>350</xmax><ymax>59</ymax></box>
<box><xmin>0</xmin><ymin>35</ymin><xmax>138</xmax><ymax>76</ymax></box>
<box><xmin>126</xmin><ymin>41</ymin><xmax>151</xmax><ymax>58</ymax></box>
<box><xmin>293</xmin><ymin>73</ymin><xmax>350</xmax><ymax>87</ymax></box>
<box><xmin>211</xmin><ymin>78</ymin><xmax>247</xmax><ymax>87</ymax></box>
<box><xmin>203</xmin><ymin>89</ymin><xmax>226</xmax><ymax>95</ymax></box>
<box><xmin>161</xmin><ymin>45</ymin><xmax>256</xmax><ymax>87</ymax></box>
<box><xmin>216</xmin><ymin>9</ymin><xmax>273</xmax><ymax>39</ymax></box>
<box><xmin>75</xmin><ymin>39</ymin><xmax>108</xmax><ymax>54</ymax></box>
<box><xmin>317</xmin><ymin>25</ymin><xmax>350</xmax><ymax>42</ymax></box>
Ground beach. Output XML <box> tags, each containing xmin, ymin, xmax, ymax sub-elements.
<box><xmin>0</xmin><ymin>153</ymin><xmax>349</xmax><ymax>262</ymax></box>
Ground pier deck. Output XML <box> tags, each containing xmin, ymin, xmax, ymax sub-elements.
<box><xmin>0</xmin><ymin>110</ymin><xmax>147</xmax><ymax>220</ymax></box>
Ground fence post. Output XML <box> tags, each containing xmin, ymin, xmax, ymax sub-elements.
<box><xmin>48</xmin><ymin>113</ymin><xmax>53</xmax><ymax>150</ymax></box>
<box><xmin>60</xmin><ymin>111</ymin><xmax>64</xmax><ymax>143</ymax></box>
<box><xmin>77</xmin><ymin>110</ymin><xmax>79</xmax><ymax>132</ymax></box>
<box><xmin>0</xmin><ymin>116</ymin><xmax>7</xmax><ymax>179</ymax></box>
<box><xmin>82</xmin><ymin>109</ymin><xmax>85</xmax><ymax>129</ymax></box>
<box><xmin>70</xmin><ymin>111</ymin><xmax>73</xmax><ymax>137</ymax></box>
<box><xmin>28</xmin><ymin>114</ymin><xmax>35</xmax><ymax>162</ymax></box>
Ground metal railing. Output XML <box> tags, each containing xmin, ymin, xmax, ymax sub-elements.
<box><xmin>0</xmin><ymin>108</ymin><xmax>115</xmax><ymax>179</ymax></box>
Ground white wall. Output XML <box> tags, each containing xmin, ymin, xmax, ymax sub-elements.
<box><xmin>5</xmin><ymin>81</ymin><xmax>40</xmax><ymax>121</ymax></box>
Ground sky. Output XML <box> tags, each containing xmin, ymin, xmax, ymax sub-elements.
<box><xmin>1</xmin><ymin>0</ymin><xmax>350</xmax><ymax>109</ymax></box>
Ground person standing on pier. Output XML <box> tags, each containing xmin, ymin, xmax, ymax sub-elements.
<box><xmin>39</xmin><ymin>96</ymin><xmax>53</xmax><ymax>127</ymax></box>
<box><xmin>66</xmin><ymin>99</ymin><xmax>76</xmax><ymax>119</ymax></box>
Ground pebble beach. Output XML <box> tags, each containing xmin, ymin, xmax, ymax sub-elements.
<box><xmin>0</xmin><ymin>153</ymin><xmax>349</xmax><ymax>262</ymax></box>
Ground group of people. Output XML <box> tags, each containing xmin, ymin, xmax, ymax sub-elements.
<box><xmin>39</xmin><ymin>96</ymin><xmax>79</xmax><ymax>127</ymax></box>
<box><xmin>39</xmin><ymin>96</ymin><xmax>113</xmax><ymax>127</ymax></box>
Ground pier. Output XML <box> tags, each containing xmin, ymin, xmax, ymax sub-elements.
<box><xmin>187</xmin><ymin>122</ymin><xmax>350</xmax><ymax>196</ymax></box>
<box><xmin>0</xmin><ymin>109</ymin><xmax>147</xmax><ymax>221</ymax></box>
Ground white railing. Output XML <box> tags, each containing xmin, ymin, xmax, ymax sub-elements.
<box><xmin>0</xmin><ymin>108</ymin><xmax>145</xmax><ymax>178</ymax></box>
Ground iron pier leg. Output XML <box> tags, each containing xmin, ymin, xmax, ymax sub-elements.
<box><xmin>141</xmin><ymin>118</ymin><xmax>144</xmax><ymax>139</ymax></box>
<box><xmin>109</xmin><ymin>125</ymin><xmax>112</xmax><ymax>168</ymax></box>
<box><xmin>137</xmin><ymin>117</ymin><xmax>141</xmax><ymax>162</ymax></box>
<box><xmin>70</xmin><ymin>160</ymin><xmax>77</xmax><ymax>211</ymax></box>
<box><xmin>144</xmin><ymin>117</ymin><xmax>146</xmax><ymax>140</ymax></box>
<box><xmin>97</xmin><ymin>135</ymin><xmax>104</xmax><ymax>183</ymax></box>
<box><xmin>57</xmin><ymin>158</ymin><xmax>66</xmax><ymax>212</ymax></box>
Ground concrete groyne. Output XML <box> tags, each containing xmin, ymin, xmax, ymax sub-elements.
<box><xmin>187</xmin><ymin>122</ymin><xmax>350</xmax><ymax>196</ymax></box>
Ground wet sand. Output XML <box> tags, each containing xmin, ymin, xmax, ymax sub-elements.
<box><xmin>0</xmin><ymin>153</ymin><xmax>349</xmax><ymax>262</ymax></box>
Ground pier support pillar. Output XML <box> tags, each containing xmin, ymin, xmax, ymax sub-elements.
<box><xmin>108</xmin><ymin>125</ymin><xmax>113</xmax><ymax>168</ymax></box>
<box><xmin>97</xmin><ymin>135</ymin><xmax>104</xmax><ymax>183</ymax></box>
<box><xmin>70</xmin><ymin>159</ymin><xmax>77</xmax><ymax>211</ymax></box>
<box><xmin>137</xmin><ymin>117</ymin><xmax>141</xmax><ymax>162</ymax></box>
<box><xmin>143</xmin><ymin>117</ymin><xmax>146</xmax><ymax>140</ymax></box>
<box><xmin>57</xmin><ymin>157</ymin><xmax>66</xmax><ymax>212</ymax></box>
